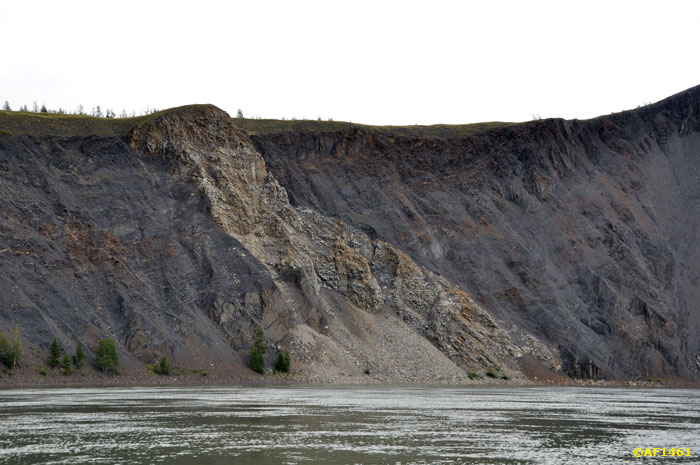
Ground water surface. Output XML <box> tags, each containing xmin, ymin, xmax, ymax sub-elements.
<box><xmin>1</xmin><ymin>385</ymin><xmax>699</xmax><ymax>464</ymax></box>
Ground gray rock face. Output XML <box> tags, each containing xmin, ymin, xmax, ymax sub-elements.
<box><xmin>0</xmin><ymin>105</ymin><xmax>553</xmax><ymax>381</ymax></box>
<box><xmin>0</xmin><ymin>125</ymin><xmax>276</xmax><ymax>372</ymax></box>
<box><xmin>1</xmin><ymin>85</ymin><xmax>699</xmax><ymax>382</ymax></box>
<box><xmin>250</xmin><ymin>86</ymin><xmax>700</xmax><ymax>380</ymax></box>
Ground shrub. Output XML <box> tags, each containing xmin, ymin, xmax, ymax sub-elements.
<box><xmin>275</xmin><ymin>351</ymin><xmax>291</xmax><ymax>373</ymax></box>
<box><xmin>0</xmin><ymin>327</ymin><xmax>23</xmax><ymax>368</ymax></box>
<box><xmin>48</xmin><ymin>337</ymin><xmax>61</xmax><ymax>368</ymax></box>
<box><xmin>485</xmin><ymin>368</ymin><xmax>497</xmax><ymax>378</ymax></box>
<box><xmin>73</xmin><ymin>341</ymin><xmax>85</xmax><ymax>370</ymax></box>
<box><xmin>95</xmin><ymin>337</ymin><xmax>119</xmax><ymax>372</ymax></box>
<box><xmin>468</xmin><ymin>371</ymin><xmax>478</xmax><ymax>380</ymax></box>
<box><xmin>153</xmin><ymin>356</ymin><xmax>171</xmax><ymax>375</ymax></box>
<box><xmin>249</xmin><ymin>324</ymin><xmax>266</xmax><ymax>374</ymax></box>
<box><xmin>39</xmin><ymin>366</ymin><xmax>47</xmax><ymax>376</ymax></box>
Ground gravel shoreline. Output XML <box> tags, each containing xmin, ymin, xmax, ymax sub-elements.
<box><xmin>1</xmin><ymin>369</ymin><xmax>697</xmax><ymax>390</ymax></box>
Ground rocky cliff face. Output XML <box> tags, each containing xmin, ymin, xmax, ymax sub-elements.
<box><xmin>251</xmin><ymin>86</ymin><xmax>700</xmax><ymax>380</ymax></box>
<box><xmin>1</xmin><ymin>85</ymin><xmax>699</xmax><ymax>382</ymax></box>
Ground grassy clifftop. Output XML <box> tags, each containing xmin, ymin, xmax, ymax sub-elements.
<box><xmin>1</xmin><ymin>105</ymin><xmax>514</xmax><ymax>140</ymax></box>
<box><xmin>234</xmin><ymin>118</ymin><xmax>514</xmax><ymax>139</ymax></box>
<box><xmin>0</xmin><ymin>106</ymin><xmax>213</xmax><ymax>138</ymax></box>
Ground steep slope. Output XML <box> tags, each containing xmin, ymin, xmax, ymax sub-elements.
<box><xmin>250</xmin><ymin>85</ymin><xmax>700</xmax><ymax>380</ymax></box>
<box><xmin>0</xmin><ymin>106</ymin><xmax>554</xmax><ymax>382</ymax></box>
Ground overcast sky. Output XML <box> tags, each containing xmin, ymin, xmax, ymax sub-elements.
<box><xmin>2</xmin><ymin>1</ymin><xmax>699</xmax><ymax>125</ymax></box>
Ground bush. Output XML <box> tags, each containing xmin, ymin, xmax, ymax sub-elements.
<box><xmin>249</xmin><ymin>324</ymin><xmax>266</xmax><ymax>374</ymax></box>
<box><xmin>468</xmin><ymin>371</ymin><xmax>478</xmax><ymax>380</ymax></box>
<box><xmin>73</xmin><ymin>341</ymin><xmax>85</xmax><ymax>370</ymax></box>
<box><xmin>95</xmin><ymin>337</ymin><xmax>119</xmax><ymax>372</ymax></box>
<box><xmin>0</xmin><ymin>327</ymin><xmax>23</xmax><ymax>369</ymax></box>
<box><xmin>275</xmin><ymin>351</ymin><xmax>291</xmax><ymax>373</ymax></box>
<box><xmin>485</xmin><ymin>368</ymin><xmax>497</xmax><ymax>378</ymax></box>
<box><xmin>48</xmin><ymin>337</ymin><xmax>61</xmax><ymax>368</ymax></box>
<box><xmin>153</xmin><ymin>356</ymin><xmax>171</xmax><ymax>375</ymax></box>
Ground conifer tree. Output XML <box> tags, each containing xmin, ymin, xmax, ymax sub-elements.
<box><xmin>49</xmin><ymin>337</ymin><xmax>61</xmax><ymax>368</ymax></box>
<box><xmin>10</xmin><ymin>327</ymin><xmax>22</xmax><ymax>368</ymax></box>
<box><xmin>249</xmin><ymin>324</ymin><xmax>265</xmax><ymax>374</ymax></box>
<box><xmin>0</xmin><ymin>327</ymin><xmax>23</xmax><ymax>368</ymax></box>
<box><xmin>61</xmin><ymin>353</ymin><xmax>72</xmax><ymax>374</ymax></box>
<box><xmin>95</xmin><ymin>337</ymin><xmax>119</xmax><ymax>372</ymax></box>
<box><xmin>2</xmin><ymin>101</ymin><xmax>10</xmax><ymax>111</ymax></box>
<box><xmin>275</xmin><ymin>350</ymin><xmax>290</xmax><ymax>373</ymax></box>
<box><xmin>73</xmin><ymin>341</ymin><xmax>85</xmax><ymax>370</ymax></box>
<box><xmin>0</xmin><ymin>334</ymin><xmax>7</xmax><ymax>367</ymax></box>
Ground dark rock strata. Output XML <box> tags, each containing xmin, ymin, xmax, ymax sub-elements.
<box><xmin>1</xmin><ymin>86</ymin><xmax>699</xmax><ymax>382</ymax></box>
<box><xmin>251</xmin><ymin>86</ymin><xmax>700</xmax><ymax>380</ymax></box>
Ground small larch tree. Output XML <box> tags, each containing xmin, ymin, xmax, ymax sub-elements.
<box><xmin>95</xmin><ymin>337</ymin><xmax>119</xmax><ymax>372</ymax></box>
<box><xmin>249</xmin><ymin>324</ymin><xmax>265</xmax><ymax>374</ymax></box>
<box><xmin>0</xmin><ymin>327</ymin><xmax>23</xmax><ymax>369</ymax></box>
<box><xmin>0</xmin><ymin>334</ymin><xmax>7</xmax><ymax>367</ymax></box>
<box><xmin>49</xmin><ymin>337</ymin><xmax>61</xmax><ymax>368</ymax></box>
<box><xmin>61</xmin><ymin>353</ymin><xmax>72</xmax><ymax>374</ymax></box>
<box><xmin>275</xmin><ymin>351</ymin><xmax>290</xmax><ymax>373</ymax></box>
<box><xmin>73</xmin><ymin>341</ymin><xmax>85</xmax><ymax>370</ymax></box>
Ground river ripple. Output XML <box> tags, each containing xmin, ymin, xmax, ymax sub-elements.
<box><xmin>0</xmin><ymin>385</ymin><xmax>699</xmax><ymax>464</ymax></box>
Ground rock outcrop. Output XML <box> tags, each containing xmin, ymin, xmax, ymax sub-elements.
<box><xmin>1</xmin><ymin>84</ymin><xmax>699</xmax><ymax>382</ymax></box>
<box><xmin>251</xmin><ymin>85</ymin><xmax>700</xmax><ymax>380</ymax></box>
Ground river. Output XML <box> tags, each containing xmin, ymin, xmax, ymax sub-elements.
<box><xmin>0</xmin><ymin>385</ymin><xmax>699</xmax><ymax>464</ymax></box>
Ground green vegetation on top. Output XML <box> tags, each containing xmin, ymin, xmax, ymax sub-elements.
<box><xmin>235</xmin><ymin>118</ymin><xmax>514</xmax><ymax>140</ymax></box>
<box><xmin>0</xmin><ymin>105</ymin><xmax>209</xmax><ymax>138</ymax></box>
<box><xmin>1</xmin><ymin>105</ymin><xmax>513</xmax><ymax>140</ymax></box>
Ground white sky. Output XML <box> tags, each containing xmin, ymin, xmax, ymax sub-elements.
<box><xmin>1</xmin><ymin>0</ymin><xmax>699</xmax><ymax>125</ymax></box>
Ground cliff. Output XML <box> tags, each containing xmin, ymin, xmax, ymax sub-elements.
<box><xmin>1</xmin><ymin>85</ymin><xmax>699</xmax><ymax>382</ymax></box>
